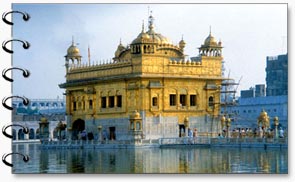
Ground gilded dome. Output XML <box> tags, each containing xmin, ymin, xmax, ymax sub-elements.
<box><xmin>132</xmin><ymin>30</ymin><xmax>172</xmax><ymax>45</ymax></box>
<box><xmin>130</xmin><ymin>110</ymin><xmax>141</xmax><ymax>119</ymax></box>
<box><xmin>66</xmin><ymin>37</ymin><xmax>81</xmax><ymax>57</ymax></box>
<box><xmin>67</xmin><ymin>44</ymin><xmax>80</xmax><ymax>56</ymax></box>
<box><xmin>115</xmin><ymin>41</ymin><xmax>126</xmax><ymax>57</ymax></box>
<box><xmin>179</xmin><ymin>39</ymin><xmax>185</xmax><ymax>45</ymax></box>
<box><xmin>204</xmin><ymin>33</ymin><xmax>218</xmax><ymax>46</ymax></box>
<box><xmin>131</xmin><ymin>14</ymin><xmax>173</xmax><ymax>45</ymax></box>
<box><xmin>132</xmin><ymin>32</ymin><xmax>151</xmax><ymax>44</ymax></box>
<box><xmin>260</xmin><ymin>110</ymin><xmax>268</xmax><ymax>117</ymax></box>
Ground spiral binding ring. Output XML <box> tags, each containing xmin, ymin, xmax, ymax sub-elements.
<box><xmin>2</xmin><ymin>153</ymin><xmax>29</xmax><ymax>167</ymax></box>
<box><xmin>2</xmin><ymin>11</ymin><xmax>30</xmax><ymax>25</ymax></box>
<box><xmin>2</xmin><ymin>67</ymin><xmax>30</xmax><ymax>82</ymax></box>
<box><xmin>2</xmin><ymin>10</ymin><xmax>31</xmax><ymax>169</ymax></box>
<box><xmin>2</xmin><ymin>96</ymin><xmax>30</xmax><ymax>110</ymax></box>
<box><xmin>2</xmin><ymin>39</ymin><xmax>30</xmax><ymax>54</ymax></box>
<box><xmin>2</xmin><ymin>124</ymin><xmax>29</xmax><ymax>139</ymax></box>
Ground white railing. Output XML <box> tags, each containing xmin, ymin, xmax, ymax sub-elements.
<box><xmin>159</xmin><ymin>137</ymin><xmax>211</xmax><ymax>145</ymax></box>
<box><xmin>40</xmin><ymin>136</ymin><xmax>288</xmax><ymax>149</ymax></box>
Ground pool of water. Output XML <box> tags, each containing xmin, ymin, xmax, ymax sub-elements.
<box><xmin>12</xmin><ymin>143</ymin><xmax>288</xmax><ymax>174</ymax></box>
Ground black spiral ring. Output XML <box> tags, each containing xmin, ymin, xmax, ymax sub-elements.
<box><xmin>2</xmin><ymin>11</ymin><xmax>30</xmax><ymax>25</ymax></box>
<box><xmin>2</xmin><ymin>10</ymin><xmax>31</xmax><ymax>169</ymax></box>
<box><xmin>2</xmin><ymin>153</ymin><xmax>29</xmax><ymax>167</ymax></box>
<box><xmin>2</xmin><ymin>96</ymin><xmax>30</xmax><ymax>110</ymax></box>
<box><xmin>2</xmin><ymin>124</ymin><xmax>29</xmax><ymax>139</ymax></box>
<box><xmin>2</xmin><ymin>67</ymin><xmax>30</xmax><ymax>82</ymax></box>
<box><xmin>2</xmin><ymin>39</ymin><xmax>30</xmax><ymax>54</ymax></box>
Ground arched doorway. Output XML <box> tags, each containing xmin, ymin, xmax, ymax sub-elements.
<box><xmin>29</xmin><ymin>128</ymin><xmax>35</xmax><ymax>139</ymax></box>
<box><xmin>12</xmin><ymin>129</ymin><xmax>16</xmax><ymax>140</ymax></box>
<box><xmin>179</xmin><ymin>125</ymin><xmax>185</xmax><ymax>137</ymax></box>
<box><xmin>18</xmin><ymin>129</ymin><xmax>24</xmax><ymax>140</ymax></box>
<box><xmin>72</xmin><ymin>119</ymin><xmax>85</xmax><ymax>140</ymax></box>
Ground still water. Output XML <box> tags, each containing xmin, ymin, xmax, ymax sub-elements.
<box><xmin>12</xmin><ymin>143</ymin><xmax>287</xmax><ymax>174</ymax></box>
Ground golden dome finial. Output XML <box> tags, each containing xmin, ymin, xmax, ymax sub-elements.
<box><xmin>67</xmin><ymin>36</ymin><xmax>81</xmax><ymax>57</ymax></box>
<box><xmin>142</xmin><ymin>20</ymin><xmax>145</xmax><ymax>33</ymax></box>
<box><xmin>179</xmin><ymin>34</ymin><xmax>186</xmax><ymax>50</ymax></box>
<box><xmin>209</xmin><ymin>25</ymin><xmax>212</xmax><ymax>35</ymax></box>
<box><xmin>204</xmin><ymin>27</ymin><xmax>217</xmax><ymax>46</ymax></box>
<box><xmin>148</xmin><ymin>10</ymin><xmax>155</xmax><ymax>32</ymax></box>
<box><xmin>218</xmin><ymin>39</ymin><xmax>222</xmax><ymax>46</ymax></box>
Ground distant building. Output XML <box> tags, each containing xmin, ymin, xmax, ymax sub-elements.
<box><xmin>266</xmin><ymin>54</ymin><xmax>288</xmax><ymax>96</ymax></box>
<box><xmin>240</xmin><ymin>84</ymin><xmax>265</xmax><ymax>98</ymax></box>
<box><xmin>240</xmin><ymin>87</ymin><xmax>254</xmax><ymax>98</ymax></box>
<box><xmin>255</xmin><ymin>84</ymin><xmax>266</xmax><ymax>97</ymax></box>
<box><xmin>225</xmin><ymin>95</ymin><xmax>287</xmax><ymax>129</ymax></box>
<box><xmin>221</xmin><ymin>53</ymin><xmax>288</xmax><ymax>130</ymax></box>
<box><xmin>12</xmin><ymin>99</ymin><xmax>66</xmax><ymax>141</ymax></box>
<box><xmin>12</xmin><ymin>98</ymin><xmax>66</xmax><ymax>121</ymax></box>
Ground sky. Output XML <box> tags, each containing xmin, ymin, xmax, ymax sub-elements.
<box><xmin>0</xmin><ymin>1</ymin><xmax>293</xmax><ymax>181</ymax></box>
<box><xmin>11</xmin><ymin>3</ymin><xmax>287</xmax><ymax>99</ymax></box>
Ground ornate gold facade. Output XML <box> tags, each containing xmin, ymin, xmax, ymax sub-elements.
<box><xmin>59</xmin><ymin>14</ymin><xmax>223</xmax><ymax>140</ymax></box>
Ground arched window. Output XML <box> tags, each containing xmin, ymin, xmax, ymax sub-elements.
<box><xmin>18</xmin><ymin>129</ymin><xmax>24</xmax><ymax>140</ymax></box>
<box><xmin>208</xmin><ymin>96</ymin><xmax>214</xmax><ymax>107</ymax></box>
<box><xmin>136</xmin><ymin>122</ymin><xmax>141</xmax><ymax>131</ymax></box>
<box><xmin>180</xmin><ymin>94</ymin><xmax>186</xmax><ymax>106</ymax></box>
<box><xmin>89</xmin><ymin>99</ymin><xmax>93</xmax><ymax>109</ymax></box>
<box><xmin>152</xmin><ymin>97</ymin><xmax>158</xmax><ymax>106</ymax></box>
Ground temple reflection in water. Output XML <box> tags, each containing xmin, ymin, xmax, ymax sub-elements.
<box><xmin>12</xmin><ymin>144</ymin><xmax>287</xmax><ymax>174</ymax></box>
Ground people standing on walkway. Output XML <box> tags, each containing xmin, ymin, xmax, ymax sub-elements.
<box><xmin>240</xmin><ymin>128</ymin><xmax>245</xmax><ymax>138</ymax></box>
<box><xmin>188</xmin><ymin>128</ymin><xmax>193</xmax><ymax>144</ymax></box>
<box><xmin>259</xmin><ymin>127</ymin><xmax>263</xmax><ymax>138</ymax></box>
<box><xmin>181</xmin><ymin>128</ymin><xmax>185</xmax><ymax>137</ymax></box>
<box><xmin>193</xmin><ymin>128</ymin><xmax>198</xmax><ymax>137</ymax></box>
<box><xmin>279</xmin><ymin>127</ymin><xmax>284</xmax><ymax>138</ymax></box>
<box><xmin>102</xmin><ymin>129</ymin><xmax>108</xmax><ymax>141</ymax></box>
<box><xmin>81</xmin><ymin>130</ymin><xmax>87</xmax><ymax>140</ymax></box>
<box><xmin>188</xmin><ymin>128</ymin><xmax>193</xmax><ymax>138</ymax></box>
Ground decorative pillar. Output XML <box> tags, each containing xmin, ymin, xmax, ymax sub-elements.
<box><xmin>129</xmin><ymin>110</ymin><xmax>143</xmax><ymax>144</ymax></box>
<box><xmin>56</xmin><ymin>121</ymin><xmax>67</xmax><ymax>140</ymax></box>
<box><xmin>97</xmin><ymin>126</ymin><xmax>102</xmax><ymax>142</ymax></box>
<box><xmin>66</xmin><ymin>115</ymin><xmax>72</xmax><ymax>139</ymax></box>
<box><xmin>220</xmin><ymin>115</ymin><xmax>231</xmax><ymax>138</ymax></box>
<box><xmin>226</xmin><ymin>118</ymin><xmax>231</xmax><ymax>138</ymax></box>
<box><xmin>15</xmin><ymin>129</ymin><xmax>19</xmax><ymax>141</ymax></box>
<box><xmin>184</xmin><ymin>117</ymin><xmax>189</xmax><ymax>136</ymax></box>
<box><xmin>39</xmin><ymin>117</ymin><xmax>50</xmax><ymax>142</ymax></box>
<box><xmin>257</xmin><ymin>109</ymin><xmax>270</xmax><ymax>137</ymax></box>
